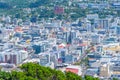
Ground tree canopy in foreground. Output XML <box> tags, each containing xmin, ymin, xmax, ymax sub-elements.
<box><xmin>0</xmin><ymin>62</ymin><xmax>100</xmax><ymax>80</ymax></box>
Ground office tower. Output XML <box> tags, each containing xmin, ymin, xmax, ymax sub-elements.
<box><xmin>116</xmin><ymin>26</ymin><xmax>120</xmax><ymax>36</ymax></box>
<box><xmin>65</xmin><ymin>31</ymin><xmax>76</xmax><ymax>44</ymax></box>
<box><xmin>91</xmin><ymin>34</ymin><xmax>100</xmax><ymax>44</ymax></box>
<box><xmin>100</xmin><ymin>64</ymin><xmax>110</xmax><ymax>78</ymax></box>
<box><xmin>32</xmin><ymin>44</ymin><xmax>45</xmax><ymax>54</ymax></box>
<box><xmin>60</xmin><ymin>50</ymin><xmax>66</xmax><ymax>63</ymax></box>
<box><xmin>96</xmin><ymin>19</ymin><xmax>109</xmax><ymax>31</ymax></box>
<box><xmin>40</xmin><ymin>54</ymin><xmax>50</xmax><ymax>66</ymax></box>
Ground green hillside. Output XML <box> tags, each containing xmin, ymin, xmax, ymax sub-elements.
<box><xmin>0</xmin><ymin>63</ymin><xmax>100</xmax><ymax>80</ymax></box>
<box><xmin>0</xmin><ymin>0</ymin><xmax>118</xmax><ymax>21</ymax></box>
<box><xmin>0</xmin><ymin>0</ymin><xmax>35</xmax><ymax>8</ymax></box>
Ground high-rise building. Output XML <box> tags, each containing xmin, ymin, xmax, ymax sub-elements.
<box><xmin>91</xmin><ymin>34</ymin><xmax>101</xmax><ymax>44</ymax></box>
<box><xmin>99</xmin><ymin>64</ymin><xmax>110</xmax><ymax>78</ymax></box>
<box><xmin>0</xmin><ymin>50</ymin><xmax>28</xmax><ymax>65</ymax></box>
<box><xmin>116</xmin><ymin>26</ymin><xmax>120</xmax><ymax>36</ymax></box>
<box><xmin>95</xmin><ymin>19</ymin><xmax>109</xmax><ymax>31</ymax></box>
<box><xmin>32</xmin><ymin>44</ymin><xmax>45</xmax><ymax>54</ymax></box>
<box><xmin>65</xmin><ymin>31</ymin><xmax>76</xmax><ymax>44</ymax></box>
<box><xmin>40</xmin><ymin>54</ymin><xmax>50</xmax><ymax>66</ymax></box>
<box><xmin>60</xmin><ymin>50</ymin><xmax>66</xmax><ymax>63</ymax></box>
<box><xmin>65</xmin><ymin>32</ymin><xmax>71</xmax><ymax>44</ymax></box>
<box><xmin>10</xmin><ymin>54</ymin><xmax>17</xmax><ymax>64</ymax></box>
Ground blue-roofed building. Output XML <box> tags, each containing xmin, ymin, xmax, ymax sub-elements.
<box><xmin>97</xmin><ymin>31</ymin><xmax>106</xmax><ymax>35</ymax></box>
<box><xmin>85</xmin><ymin>67</ymin><xmax>99</xmax><ymax>76</ymax></box>
<box><xmin>65</xmin><ymin>54</ymin><xmax>73</xmax><ymax>64</ymax></box>
<box><xmin>103</xmin><ymin>37</ymin><xmax>117</xmax><ymax>44</ymax></box>
<box><xmin>32</xmin><ymin>44</ymin><xmax>45</xmax><ymax>54</ymax></box>
<box><xmin>111</xmin><ymin>2</ymin><xmax>120</xmax><ymax>10</ymax></box>
<box><xmin>88</xmin><ymin>53</ymin><xmax>101</xmax><ymax>59</ymax></box>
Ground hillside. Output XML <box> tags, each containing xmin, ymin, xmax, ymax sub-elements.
<box><xmin>0</xmin><ymin>0</ymin><xmax>119</xmax><ymax>21</ymax></box>
<box><xmin>0</xmin><ymin>63</ymin><xmax>100</xmax><ymax>80</ymax></box>
<box><xmin>0</xmin><ymin>0</ymin><xmax>35</xmax><ymax>8</ymax></box>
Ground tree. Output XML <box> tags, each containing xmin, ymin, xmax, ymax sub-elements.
<box><xmin>52</xmin><ymin>70</ymin><xmax>66</xmax><ymax>80</ymax></box>
<box><xmin>85</xmin><ymin>75</ymin><xmax>99</xmax><ymax>80</ymax></box>
<box><xmin>0</xmin><ymin>2</ymin><xmax>12</xmax><ymax>9</ymax></box>
<box><xmin>0</xmin><ymin>63</ymin><xmax>101</xmax><ymax>80</ymax></box>
<box><xmin>29</xmin><ymin>0</ymin><xmax>51</xmax><ymax>8</ymax></box>
<box><xmin>65</xmin><ymin>71</ymin><xmax>82</xmax><ymax>80</ymax></box>
<box><xmin>113</xmin><ymin>78</ymin><xmax>118</xmax><ymax>80</ymax></box>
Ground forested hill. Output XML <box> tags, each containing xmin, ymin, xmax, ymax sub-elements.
<box><xmin>0</xmin><ymin>62</ymin><xmax>100</xmax><ymax>80</ymax></box>
<box><xmin>0</xmin><ymin>0</ymin><xmax>54</xmax><ymax>8</ymax></box>
<box><xmin>0</xmin><ymin>0</ymin><xmax>55</xmax><ymax>18</ymax></box>
<box><xmin>0</xmin><ymin>0</ymin><xmax>86</xmax><ymax>20</ymax></box>
<box><xmin>0</xmin><ymin>0</ymin><xmax>118</xmax><ymax>21</ymax></box>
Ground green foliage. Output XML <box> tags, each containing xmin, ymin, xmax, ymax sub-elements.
<box><xmin>29</xmin><ymin>0</ymin><xmax>51</xmax><ymax>8</ymax></box>
<box><xmin>0</xmin><ymin>2</ymin><xmax>11</xmax><ymax>9</ymax></box>
<box><xmin>80</xmin><ymin>57</ymin><xmax>89</xmax><ymax>67</ymax></box>
<box><xmin>0</xmin><ymin>62</ymin><xmax>101</xmax><ymax>80</ymax></box>
<box><xmin>85</xmin><ymin>75</ymin><xmax>100</xmax><ymax>80</ymax></box>
<box><xmin>53</xmin><ymin>70</ymin><xmax>66</xmax><ymax>80</ymax></box>
<box><xmin>73</xmin><ymin>61</ymin><xmax>81</xmax><ymax>65</ymax></box>
<box><xmin>65</xmin><ymin>71</ymin><xmax>82</xmax><ymax>80</ymax></box>
<box><xmin>112</xmin><ymin>78</ymin><xmax>118</xmax><ymax>80</ymax></box>
<box><xmin>0</xmin><ymin>71</ymin><xmax>11</xmax><ymax>80</ymax></box>
<box><xmin>0</xmin><ymin>0</ymin><xmax>119</xmax><ymax>20</ymax></box>
<box><xmin>3</xmin><ymin>0</ymin><xmax>33</xmax><ymax>8</ymax></box>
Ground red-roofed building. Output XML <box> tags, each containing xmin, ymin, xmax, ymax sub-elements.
<box><xmin>65</xmin><ymin>65</ymin><xmax>82</xmax><ymax>75</ymax></box>
<box><xmin>79</xmin><ymin>43</ymin><xmax>87</xmax><ymax>46</ymax></box>
<box><xmin>54</xmin><ymin>6</ymin><xmax>64</xmax><ymax>14</ymax></box>
<box><xmin>66</xmin><ymin>68</ymin><xmax>79</xmax><ymax>74</ymax></box>
<box><xmin>14</xmin><ymin>27</ymin><xmax>23</xmax><ymax>32</ymax></box>
<box><xmin>66</xmin><ymin>44</ymin><xmax>71</xmax><ymax>47</ymax></box>
<box><xmin>58</xmin><ymin>58</ymin><xmax>62</xmax><ymax>64</ymax></box>
<box><xmin>58</xmin><ymin>43</ymin><xmax>66</xmax><ymax>48</ymax></box>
